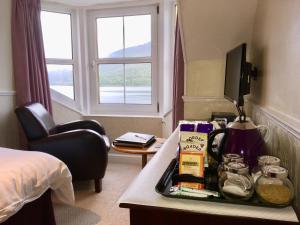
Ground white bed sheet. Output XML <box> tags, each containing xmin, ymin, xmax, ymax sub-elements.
<box><xmin>0</xmin><ymin>147</ymin><xmax>74</xmax><ymax>223</ymax></box>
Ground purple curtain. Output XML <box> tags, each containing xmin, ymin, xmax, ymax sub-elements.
<box><xmin>11</xmin><ymin>0</ymin><xmax>52</xmax><ymax>114</ymax></box>
<box><xmin>172</xmin><ymin>17</ymin><xmax>184</xmax><ymax>130</ymax></box>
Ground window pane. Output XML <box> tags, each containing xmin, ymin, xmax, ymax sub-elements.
<box><xmin>125</xmin><ymin>63</ymin><xmax>151</xmax><ymax>104</ymax></box>
<box><xmin>41</xmin><ymin>11</ymin><xmax>72</xmax><ymax>59</ymax></box>
<box><xmin>47</xmin><ymin>64</ymin><xmax>74</xmax><ymax>100</ymax></box>
<box><xmin>97</xmin><ymin>17</ymin><xmax>123</xmax><ymax>58</ymax></box>
<box><xmin>124</xmin><ymin>15</ymin><xmax>151</xmax><ymax>57</ymax></box>
<box><xmin>99</xmin><ymin>64</ymin><xmax>124</xmax><ymax>103</ymax></box>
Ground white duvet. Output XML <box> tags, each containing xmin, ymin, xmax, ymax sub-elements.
<box><xmin>0</xmin><ymin>147</ymin><xmax>74</xmax><ymax>223</ymax></box>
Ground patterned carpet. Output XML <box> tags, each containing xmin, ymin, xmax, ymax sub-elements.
<box><xmin>54</xmin><ymin>204</ymin><xmax>100</xmax><ymax>225</ymax></box>
<box><xmin>54</xmin><ymin>162</ymin><xmax>140</xmax><ymax>225</ymax></box>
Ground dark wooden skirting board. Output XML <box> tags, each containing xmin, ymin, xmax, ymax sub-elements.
<box><xmin>120</xmin><ymin>203</ymin><xmax>299</xmax><ymax>225</ymax></box>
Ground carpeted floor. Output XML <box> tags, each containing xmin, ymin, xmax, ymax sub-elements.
<box><xmin>54</xmin><ymin>162</ymin><xmax>140</xmax><ymax>225</ymax></box>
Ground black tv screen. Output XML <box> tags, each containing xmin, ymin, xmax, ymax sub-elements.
<box><xmin>224</xmin><ymin>43</ymin><xmax>247</xmax><ymax>106</ymax></box>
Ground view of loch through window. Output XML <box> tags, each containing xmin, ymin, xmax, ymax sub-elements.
<box><xmin>41</xmin><ymin>11</ymin><xmax>75</xmax><ymax>101</ymax></box>
<box><xmin>47</xmin><ymin>64</ymin><xmax>75</xmax><ymax>100</ymax></box>
<box><xmin>97</xmin><ymin>14</ymin><xmax>152</xmax><ymax>105</ymax></box>
<box><xmin>99</xmin><ymin>63</ymin><xmax>151</xmax><ymax>104</ymax></box>
<box><xmin>125</xmin><ymin>63</ymin><xmax>151</xmax><ymax>104</ymax></box>
<box><xmin>99</xmin><ymin>64</ymin><xmax>125</xmax><ymax>104</ymax></box>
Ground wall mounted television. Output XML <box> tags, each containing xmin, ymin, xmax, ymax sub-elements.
<box><xmin>224</xmin><ymin>43</ymin><xmax>257</xmax><ymax>120</ymax></box>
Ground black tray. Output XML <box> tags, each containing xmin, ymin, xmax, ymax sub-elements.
<box><xmin>155</xmin><ymin>158</ymin><xmax>287</xmax><ymax>208</ymax></box>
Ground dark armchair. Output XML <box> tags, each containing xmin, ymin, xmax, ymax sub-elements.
<box><xmin>15</xmin><ymin>103</ymin><xmax>110</xmax><ymax>193</ymax></box>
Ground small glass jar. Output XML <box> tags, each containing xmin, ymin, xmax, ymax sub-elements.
<box><xmin>223</xmin><ymin>153</ymin><xmax>244</xmax><ymax>164</ymax></box>
<box><xmin>219</xmin><ymin>162</ymin><xmax>254</xmax><ymax>201</ymax></box>
<box><xmin>218</xmin><ymin>154</ymin><xmax>244</xmax><ymax>176</ymax></box>
<box><xmin>251</xmin><ymin>155</ymin><xmax>281</xmax><ymax>182</ymax></box>
<box><xmin>255</xmin><ymin>165</ymin><xmax>294</xmax><ymax>206</ymax></box>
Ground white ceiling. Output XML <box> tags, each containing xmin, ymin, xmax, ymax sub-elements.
<box><xmin>179</xmin><ymin>0</ymin><xmax>258</xmax><ymax>62</ymax></box>
<box><xmin>43</xmin><ymin>0</ymin><xmax>136</xmax><ymax>6</ymax></box>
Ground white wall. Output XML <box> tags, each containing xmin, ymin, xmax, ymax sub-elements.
<box><xmin>250</xmin><ymin>2</ymin><xmax>300</xmax><ymax>210</ymax></box>
<box><xmin>251</xmin><ymin>0</ymin><xmax>300</xmax><ymax>130</ymax></box>
<box><xmin>0</xmin><ymin>0</ymin><xmax>19</xmax><ymax>149</ymax></box>
<box><xmin>52</xmin><ymin>101</ymin><xmax>164</xmax><ymax>140</ymax></box>
<box><xmin>179</xmin><ymin>0</ymin><xmax>258</xmax><ymax>120</ymax></box>
<box><xmin>0</xmin><ymin>1</ymin><xmax>14</xmax><ymax>91</ymax></box>
<box><xmin>52</xmin><ymin>101</ymin><xmax>82</xmax><ymax>124</ymax></box>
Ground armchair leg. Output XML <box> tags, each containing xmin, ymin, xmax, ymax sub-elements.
<box><xmin>94</xmin><ymin>178</ymin><xmax>102</xmax><ymax>193</ymax></box>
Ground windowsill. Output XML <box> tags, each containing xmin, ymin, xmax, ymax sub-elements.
<box><xmin>53</xmin><ymin>98</ymin><xmax>164</xmax><ymax>118</ymax></box>
<box><xmin>82</xmin><ymin>113</ymin><xmax>163</xmax><ymax>119</ymax></box>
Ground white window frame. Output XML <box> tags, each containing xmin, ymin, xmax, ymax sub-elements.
<box><xmin>87</xmin><ymin>5</ymin><xmax>158</xmax><ymax>115</ymax></box>
<box><xmin>41</xmin><ymin>4</ymin><xmax>81</xmax><ymax>111</ymax></box>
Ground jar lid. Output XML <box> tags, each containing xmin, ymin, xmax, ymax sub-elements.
<box><xmin>224</xmin><ymin>162</ymin><xmax>249</xmax><ymax>174</ymax></box>
<box><xmin>222</xmin><ymin>153</ymin><xmax>244</xmax><ymax>163</ymax></box>
<box><xmin>262</xmin><ymin>165</ymin><xmax>288</xmax><ymax>179</ymax></box>
<box><xmin>258</xmin><ymin>155</ymin><xmax>280</xmax><ymax>166</ymax></box>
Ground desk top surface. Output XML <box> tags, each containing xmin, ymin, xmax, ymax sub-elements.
<box><xmin>112</xmin><ymin>138</ymin><xmax>165</xmax><ymax>155</ymax></box>
<box><xmin>118</xmin><ymin>129</ymin><xmax>299</xmax><ymax>222</ymax></box>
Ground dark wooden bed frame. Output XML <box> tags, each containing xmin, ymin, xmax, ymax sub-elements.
<box><xmin>2</xmin><ymin>190</ymin><xmax>56</xmax><ymax>225</ymax></box>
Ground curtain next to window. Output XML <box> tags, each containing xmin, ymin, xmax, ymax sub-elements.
<box><xmin>11</xmin><ymin>0</ymin><xmax>52</xmax><ymax>114</ymax></box>
<box><xmin>172</xmin><ymin>16</ymin><xmax>184</xmax><ymax>130</ymax></box>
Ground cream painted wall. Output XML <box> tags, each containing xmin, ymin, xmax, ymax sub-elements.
<box><xmin>179</xmin><ymin>0</ymin><xmax>257</xmax><ymax>62</ymax></box>
<box><xmin>184</xmin><ymin>97</ymin><xmax>252</xmax><ymax>121</ymax></box>
<box><xmin>0</xmin><ymin>0</ymin><xmax>19</xmax><ymax>149</ymax></box>
<box><xmin>179</xmin><ymin>0</ymin><xmax>258</xmax><ymax>119</ymax></box>
<box><xmin>52</xmin><ymin>101</ymin><xmax>82</xmax><ymax>124</ymax></box>
<box><xmin>186</xmin><ymin>59</ymin><xmax>225</xmax><ymax>97</ymax></box>
<box><xmin>53</xmin><ymin>100</ymin><xmax>166</xmax><ymax>140</ymax></box>
<box><xmin>85</xmin><ymin>115</ymin><xmax>162</xmax><ymax>141</ymax></box>
<box><xmin>162</xmin><ymin>111</ymin><xmax>172</xmax><ymax>137</ymax></box>
<box><xmin>0</xmin><ymin>96</ymin><xmax>19</xmax><ymax>148</ymax></box>
<box><xmin>251</xmin><ymin>0</ymin><xmax>300</xmax><ymax>129</ymax></box>
<box><xmin>0</xmin><ymin>0</ymin><xmax>14</xmax><ymax>91</ymax></box>
<box><xmin>250</xmin><ymin>3</ymin><xmax>300</xmax><ymax>210</ymax></box>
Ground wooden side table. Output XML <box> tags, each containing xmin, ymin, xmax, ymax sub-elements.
<box><xmin>112</xmin><ymin>138</ymin><xmax>165</xmax><ymax>168</ymax></box>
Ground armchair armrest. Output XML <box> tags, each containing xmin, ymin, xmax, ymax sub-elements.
<box><xmin>30</xmin><ymin>129</ymin><xmax>108</xmax><ymax>155</ymax></box>
<box><xmin>52</xmin><ymin>120</ymin><xmax>106</xmax><ymax>135</ymax></box>
<box><xmin>29</xmin><ymin>129</ymin><xmax>109</xmax><ymax>180</ymax></box>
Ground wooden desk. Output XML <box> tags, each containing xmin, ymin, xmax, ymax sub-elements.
<box><xmin>118</xmin><ymin>129</ymin><xmax>299</xmax><ymax>225</ymax></box>
<box><xmin>112</xmin><ymin>138</ymin><xmax>165</xmax><ymax>168</ymax></box>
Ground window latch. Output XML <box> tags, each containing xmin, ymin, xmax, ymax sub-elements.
<box><xmin>91</xmin><ymin>61</ymin><xmax>96</xmax><ymax>70</ymax></box>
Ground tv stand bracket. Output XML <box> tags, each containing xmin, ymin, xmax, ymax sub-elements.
<box><xmin>246</xmin><ymin>62</ymin><xmax>258</xmax><ymax>80</ymax></box>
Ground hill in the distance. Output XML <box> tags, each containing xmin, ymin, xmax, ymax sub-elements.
<box><xmin>48</xmin><ymin>42</ymin><xmax>152</xmax><ymax>87</ymax></box>
<box><xmin>109</xmin><ymin>42</ymin><xmax>151</xmax><ymax>57</ymax></box>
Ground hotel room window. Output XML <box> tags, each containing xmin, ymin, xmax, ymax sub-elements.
<box><xmin>88</xmin><ymin>6</ymin><xmax>158</xmax><ymax>114</ymax></box>
<box><xmin>41</xmin><ymin>10</ymin><xmax>77</xmax><ymax>103</ymax></box>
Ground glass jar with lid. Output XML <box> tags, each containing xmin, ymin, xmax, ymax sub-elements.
<box><xmin>251</xmin><ymin>155</ymin><xmax>280</xmax><ymax>182</ymax></box>
<box><xmin>223</xmin><ymin>153</ymin><xmax>244</xmax><ymax>164</ymax></box>
<box><xmin>219</xmin><ymin>162</ymin><xmax>254</xmax><ymax>201</ymax></box>
<box><xmin>218</xmin><ymin>154</ymin><xmax>244</xmax><ymax>176</ymax></box>
<box><xmin>255</xmin><ymin>165</ymin><xmax>294</xmax><ymax>206</ymax></box>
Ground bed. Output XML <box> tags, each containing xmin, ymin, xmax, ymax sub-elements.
<box><xmin>0</xmin><ymin>147</ymin><xmax>74</xmax><ymax>224</ymax></box>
